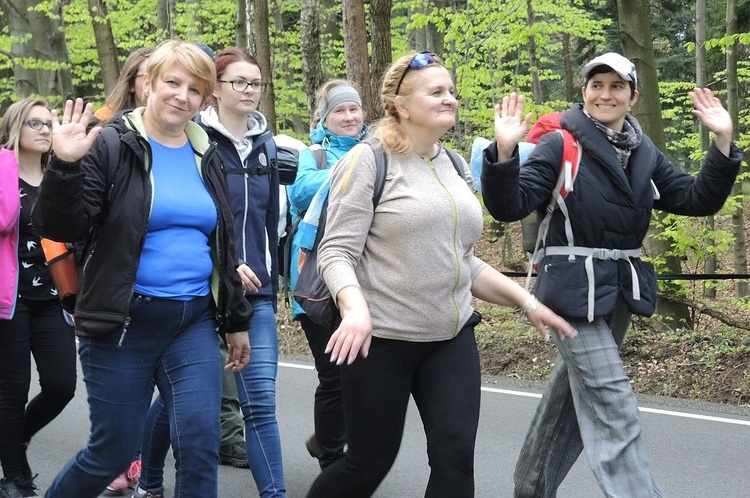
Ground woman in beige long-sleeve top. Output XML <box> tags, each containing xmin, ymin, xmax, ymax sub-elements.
<box><xmin>307</xmin><ymin>52</ymin><xmax>576</xmax><ymax>498</ymax></box>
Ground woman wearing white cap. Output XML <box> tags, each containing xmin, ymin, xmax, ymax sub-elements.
<box><xmin>482</xmin><ymin>52</ymin><xmax>741</xmax><ymax>497</ymax></box>
<box><xmin>287</xmin><ymin>80</ymin><xmax>368</xmax><ymax>470</ymax></box>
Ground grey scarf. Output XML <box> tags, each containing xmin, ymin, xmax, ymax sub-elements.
<box><xmin>583</xmin><ymin>108</ymin><xmax>643</xmax><ymax>168</ymax></box>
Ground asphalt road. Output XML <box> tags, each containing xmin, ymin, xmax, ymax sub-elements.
<box><xmin>25</xmin><ymin>354</ymin><xmax>750</xmax><ymax>497</ymax></box>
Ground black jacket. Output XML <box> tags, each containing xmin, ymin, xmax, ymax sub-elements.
<box><xmin>32</xmin><ymin>109</ymin><xmax>253</xmax><ymax>337</ymax></box>
<box><xmin>482</xmin><ymin>104</ymin><xmax>742</xmax><ymax>319</ymax></box>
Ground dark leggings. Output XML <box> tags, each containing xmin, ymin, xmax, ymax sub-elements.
<box><xmin>0</xmin><ymin>299</ymin><xmax>77</xmax><ymax>479</ymax></box>
<box><xmin>300</xmin><ymin>315</ymin><xmax>346</xmax><ymax>467</ymax></box>
<box><xmin>306</xmin><ymin>315</ymin><xmax>481</xmax><ymax>498</ymax></box>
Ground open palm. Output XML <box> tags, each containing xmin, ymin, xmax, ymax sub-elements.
<box><xmin>51</xmin><ymin>98</ymin><xmax>101</xmax><ymax>163</ymax></box>
<box><xmin>493</xmin><ymin>92</ymin><xmax>532</xmax><ymax>160</ymax></box>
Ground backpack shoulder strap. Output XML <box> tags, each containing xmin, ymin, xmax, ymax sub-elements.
<box><xmin>443</xmin><ymin>146</ymin><xmax>465</xmax><ymax>178</ymax></box>
<box><xmin>99</xmin><ymin>126</ymin><xmax>122</xmax><ymax>205</ymax></box>
<box><xmin>554</xmin><ymin>129</ymin><xmax>581</xmax><ymax>201</ymax></box>
<box><xmin>363</xmin><ymin>138</ymin><xmax>388</xmax><ymax>208</ymax></box>
<box><xmin>308</xmin><ymin>144</ymin><xmax>328</xmax><ymax>171</ymax></box>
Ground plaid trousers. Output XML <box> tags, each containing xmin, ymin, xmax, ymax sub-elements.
<box><xmin>513</xmin><ymin>299</ymin><xmax>665</xmax><ymax>498</ymax></box>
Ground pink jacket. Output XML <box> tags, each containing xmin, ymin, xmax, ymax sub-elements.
<box><xmin>0</xmin><ymin>148</ymin><xmax>20</xmax><ymax>319</ymax></box>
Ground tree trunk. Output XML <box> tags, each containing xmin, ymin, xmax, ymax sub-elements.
<box><xmin>252</xmin><ymin>0</ymin><xmax>276</xmax><ymax>132</ymax></box>
<box><xmin>726</xmin><ymin>0</ymin><xmax>748</xmax><ymax>297</ymax></box>
<box><xmin>527</xmin><ymin>0</ymin><xmax>543</xmax><ymax>102</ymax></box>
<box><xmin>86</xmin><ymin>0</ymin><xmax>119</xmax><ymax>96</ymax></box>
<box><xmin>156</xmin><ymin>0</ymin><xmax>173</xmax><ymax>38</ymax></box>
<box><xmin>369</xmin><ymin>0</ymin><xmax>392</xmax><ymax>121</ymax></box>
<box><xmin>563</xmin><ymin>33</ymin><xmax>574</xmax><ymax>103</ymax></box>
<box><xmin>4</xmin><ymin>0</ymin><xmax>73</xmax><ymax>100</ymax></box>
<box><xmin>300</xmin><ymin>0</ymin><xmax>325</xmax><ymax>127</ymax></box>
<box><xmin>236</xmin><ymin>0</ymin><xmax>248</xmax><ymax>49</ymax></box>
<box><xmin>617</xmin><ymin>0</ymin><xmax>692</xmax><ymax>328</ymax></box>
<box><xmin>695</xmin><ymin>0</ymin><xmax>716</xmax><ymax>298</ymax></box>
<box><xmin>342</xmin><ymin>0</ymin><xmax>374</xmax><ymax>120</ymax></box>
<box><xmin>273</xmin><ymin>1</ymin><xmax>305</xmax><ymax>133</ymax></box>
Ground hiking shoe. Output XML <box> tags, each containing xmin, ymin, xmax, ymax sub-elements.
<box><xmin>219</xmin><ymin>441</ymin><xmax>249</xmax><ymax>468</ymax></box>
<box><xmin>131</xmin><ymin>486</ymin><xmax>164</xmax><ymax>498</ymax></box>
<box><xmin>305</xmin><ymin>435</ymin><xmax>323</xmax><ymax>460</ymax></box>
<box><xmin>0</xmin><ymin>476</ymin><xmax>37</xmax><ymax>497</ymax></box>
<box><xmin>103</xmin><ymin>473</ymin><xmax>129</xmax><ymax>496</ymax></box>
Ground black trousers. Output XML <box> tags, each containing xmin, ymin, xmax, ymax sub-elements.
<box><xmin>300</xmin><ymin>314</ymin><xmax>346</xmax><ymax>467</ymax></box>
<box><xmin>307</xmin><ymin>315</ymin><xmax>481</xmax><ymax>498</ymax></box>
<box><xmin>0</xmin><ymin>299</ymin><xmax>76</xmax><ymax>479</ymax></box>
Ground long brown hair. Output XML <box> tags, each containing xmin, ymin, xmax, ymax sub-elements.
<box><xmin>103</xmin><ymin>47</ymin><xmax>153</xmax><ymax>117</ymax></box>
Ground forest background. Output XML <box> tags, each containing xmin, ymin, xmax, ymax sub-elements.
<box><xmin>2</xmin><ymin>0</ymin><xmax>750</xmax><ymax>406</ymax></box>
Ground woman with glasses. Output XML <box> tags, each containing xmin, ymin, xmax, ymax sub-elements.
<box><xmin>95</xmin><ymin>47</ymin><xmax>153</xmax><ymax>123</ymax></box>
<box><xmin>306</xmin><ymin>52</ymin><xmax>575</xmax><ymax>498</ymax></box>
<box><xmin>134</xmin><ymin>46</ymin><xmax>287</xmax><ymax>498</ymax></box>
<box><xmin>287</xmin><ymin>79</ymin><xmax>368</xmax><ymax>470</ymax></box>
<box><xmin>31</xmin><ymin>41</ymin><xmax>252</xmax><ymax>498</ymax></box>
<box><xmin>0</xmin><ymin>99</ymin><xmax>77</xmax><ymax>497</ymax></box>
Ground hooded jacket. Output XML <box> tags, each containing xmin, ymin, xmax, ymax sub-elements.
<box><xmin>197</xmin><ymin>108</ymin><xmax>280</xmax><ymax>308</ymax></box>
<box><xmin>31</xmin><ymin>108</ymin><xmax>253</xmax><ymax>336</ymax></box>
<box><xmin>286</xmin><ymin>121</ymin><xmax>367</xmax><ymax>318</ymax></box>
<box><xmin>482</xmin><ymin>103</ymin><xmax>741</xmax><ymax>320</ymax></box>
<box><xmin>0</xmin><ymin>148</ymin><xmax>20</xmax><ymax>319</ymax></box>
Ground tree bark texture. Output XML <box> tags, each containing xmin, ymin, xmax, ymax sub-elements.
<box><xmin>369</xmin><ymin>0</ymin><xmax>392</xmax><ymax>121</ymax></box>
<box><xmin>252</xmin><ymin>0</ymin><xmax>277</xmax><ymax>132</ymax></box>
<box><xmin>342</xmin><ymin>0</ymin><xmax>374</xmax><ymax>120</ymax></box>
<box><xmin>86</xmin><ymin>0</ymin><xmax>119</xmax><ymax>96</ymax></box>
<box><xmin>301</xmin><ymin>0</ymin><xmax>325</xmax><ymax>127</ymax></box>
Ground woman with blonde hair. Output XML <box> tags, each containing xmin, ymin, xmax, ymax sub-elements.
<box><xmin>0</xmin><ymin>98</ymin><xmax>77</xmax><ymax>497</ymax></box>
<box><xmin>306</xmin><ymin>52</ymin><xmax>574</xmax><ymax>498</ymax></box>
<box><xmin>32</xmin><ymin>40</ymin><xmax>252</xmax><ymax>498</ymax></box>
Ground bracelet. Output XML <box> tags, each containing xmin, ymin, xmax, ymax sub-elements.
<box><xmin>519</xmin><ymin>295</ymin><xmax>538</xmax><ymax>318</ymax></box>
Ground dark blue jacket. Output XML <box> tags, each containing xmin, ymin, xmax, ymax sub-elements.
<box><xmin>482</xmin><ymin>103</ymin><xmax>741</xmax><ymax>320</ymax></box>
<box><xmin>196</xmin><ymin>111</ymin><xmax>281</xmax><ymax>308</ymax></box>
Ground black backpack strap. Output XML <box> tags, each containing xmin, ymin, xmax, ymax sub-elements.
<box><xmin>99</xmin><ymin>126</ymin><xmax>122</xmax><ymax>210</ymax></box>
<box><xmin>363</xmin><ymin>138</ymin><xmax>388</xmax><ymax>208</ymax></box>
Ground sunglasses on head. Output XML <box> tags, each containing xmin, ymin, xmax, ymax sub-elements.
<box><xmin>25</xmin><ymin>118</ymin><xmax>53</xmax><ymax>131</ymax></box>
<box><xmin>395</xmin><ymin>51</ymin><xmax>441</xmax><ymax>96</ymax></box>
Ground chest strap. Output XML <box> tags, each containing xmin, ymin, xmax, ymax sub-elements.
<box><xmin>543</xmin><ymin>246</ymin><xmax>642</xmax><ymax>322</ymax></box>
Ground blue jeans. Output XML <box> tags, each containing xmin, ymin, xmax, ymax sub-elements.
<box><xmin>139</xmin><ymin>295</ymin><xmax>285</xmax><ymax>498</ymax></box>
<box><xmin>44</xmin><ymin>294</ymin><xmax>222</xmax><ymax>498</ymax></box>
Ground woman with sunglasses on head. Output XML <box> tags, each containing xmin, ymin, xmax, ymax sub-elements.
<box><xmin>306</xmin><ymin>52</ymin><xmax>575</xmax><ymax>498</ymax></box>
<box><xmin>0</xmin><ymin>99</ymin><xmax>77</xmax><ymax>497</ymax></box>
<box><xmin>287</xmin><ymin>79</ymin><xmax>368</xmax><ymax>470</ymax></box>
<box><xmin>31</xmin><ymin>40</ymin><xmax>252</xmax><ymax>498</ymax></box>
<box><xmin>482</xmin><ymin>53</ymin><xmax>741</xmax><ymax>497</ymax></box>
<box><xmin>95</xmin><ymin>47</ymin><xmax>153</xmax><ymax>123</ymax></box>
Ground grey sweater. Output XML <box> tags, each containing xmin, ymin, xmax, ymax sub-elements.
<box><xmin>318</xmin><ymin>142</ymin><xmax>488</xmax><ymax>342</ymax></box>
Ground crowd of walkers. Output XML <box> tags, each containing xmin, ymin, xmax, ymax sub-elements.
<box><xmin>0</xmin><ymin>39</ymin><xmax>740</xmax><ymax>498</ymax></box>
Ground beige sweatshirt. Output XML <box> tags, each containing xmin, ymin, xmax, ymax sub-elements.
<box><xmin>317</xmin><ymin>142</ymin><xmax>488</xmax><ymax>342</ymax></box>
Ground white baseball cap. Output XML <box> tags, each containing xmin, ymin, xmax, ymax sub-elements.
<box><xmin>581</xmin><ymin>52</ymin><xmax>637</xmax><ymax>89</ymax></box>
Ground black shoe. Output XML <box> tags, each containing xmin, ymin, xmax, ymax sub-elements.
<box><xmin>0</xmin><ymin>476</ymin><xmax>36</xmax><ymax>498</ymax></box>
<box><xmin>219</xmin><ymin>441</ymin><xmax>249</xmax><ymax>468</ymax></box>
<box><xmin>305</xmin><ymin>435</ymin><xmax>323</xmax><ymax>460</ymax></box>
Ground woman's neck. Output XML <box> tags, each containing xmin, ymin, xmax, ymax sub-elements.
<box><xmin>403</xmin><ymin>124</ymin><xmax>440</xmax><ymax>159</ymax></box>
<box><xmin>17</xmin><ymin>149</ymin><xmax>44</xmax><ymax>186</ymax></box>
<box><xmin>143</xmin><ymin>112</ymin><xmax>188</xmax><ymax>147</ymax></box>
<box><xmin>217</xmin><ymin>107</ymin><xmax>250</xmax><ymax>141</ymax></box>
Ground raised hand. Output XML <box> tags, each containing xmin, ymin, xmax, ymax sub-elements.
<box><xmin>51</xmin><ymin>98</ymin><xmax>101</xmax><ymax>163</ymax></box>
<box><xmin>689</xmin><ymin>88</ymin><xmax>732</xmax><ymax>156</ymax></box>
<box><xmin>493</xmin><ymin>92</ymin><xmax>533</xmax><ymax>161</ymax></box>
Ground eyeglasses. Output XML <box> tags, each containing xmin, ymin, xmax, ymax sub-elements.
<box><xmin>217</xmin><ymin>80</ymin><xmax>264</xmax><ymax>93</ymax></box>
<box><xmin>395</xmin><ymin>51</ymin><xmax>441</xmax><ymax>96</ymax></box>
<box><xmin>25</xmin><ymin>119</ymin><xmax>53</xmax><ymax>131</ymax></box>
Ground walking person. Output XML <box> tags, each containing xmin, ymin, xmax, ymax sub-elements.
<box><xmin>481</xmin><ymin>52</ymin><xmax>742</xmax><ymax>497</ymax></box>
<box><xmin>287</xmin><ymin>79</ymin><xmax>368</xmax><ymax>469</ymax></box>
<box><xmin>94</xmin><ymin>47</ymin><xmax>153</xmax><ymax>123</ymax></box>
<box><xmin>135</xmin><ymin>46</ymin><xmax>286</xmax><ymax>498</ymax></box>
<box><xmin>0</xmin><ymin>99</ymin><xmax>77</xmax><ymax>497</ymax></box>
<box><xmin>306</xmin><ymin>51</ymin><xmax>575</xmax><ymax>498</ymax></box>
<box><xmin>31</xmin><ymin>40</ymin><xmax>252</xmax><ymax>498</ymax></box>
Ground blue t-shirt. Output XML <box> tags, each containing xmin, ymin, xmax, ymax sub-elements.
<box><xmin>134</xmin><ymin>139</ymin><xmax>217</xmax><ymax>299</ymax></box>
